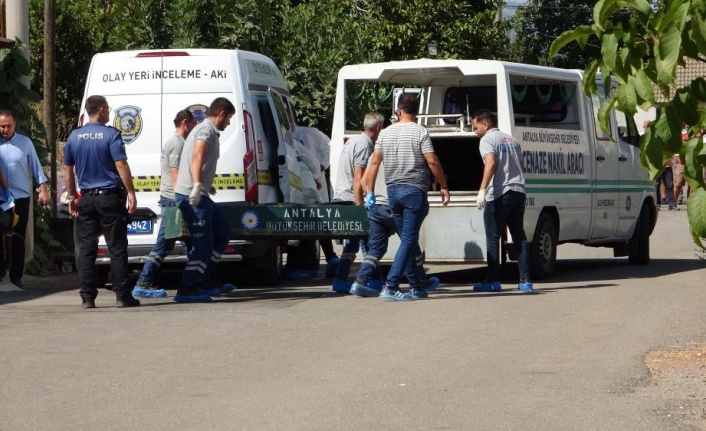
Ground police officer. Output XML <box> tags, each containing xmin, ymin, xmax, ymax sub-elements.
<box><xmin>64</xmin><ymin>95</ymin><xmax>140</xmax><ymax>309</ymax></box>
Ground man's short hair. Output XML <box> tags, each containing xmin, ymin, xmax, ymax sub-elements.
<box><xmin>208</xmin><ymin>97</ymin><xmax>236</xmax><ymax>117</ymax></box>
<box><xmin>397</xmin><ymin>93</ymin><xmax>419</xmax><ymax>115</ymax></box>
<box><xmin>363</xmin><ymin>112</ymin><xmax>384</xmax><ymax>131</ymax></box>
<box><xmin>173</xmin><ymin>109</ymin><xmax>195</xmax><ymax>127</ymax></box>
<box><xmin>0</xmin><ymin>110</ymin><xmax>14</xmax><ymax>119</ymax></box>
<box><xmin>85</xmin><ymin>95</ymin><xmax>108</xmax><ymax>116</ymax></box>
<box><xmin>473</xmin><ymin>109</ymin><xmax>497</xmax><ymax>127</ymax></box>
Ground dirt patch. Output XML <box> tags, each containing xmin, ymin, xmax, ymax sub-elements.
<box><xmin>644</xmin><ymin>345</ymin><xmax>706</xmax><ymax>429</ymax></box>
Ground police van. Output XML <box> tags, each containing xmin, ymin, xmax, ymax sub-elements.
<box><xmin>330</xmin><ymin>59</ymin><xmax>657</xmax><ymax>278</ymax></box>
<box><xmin>77</xmin><ymin>49</ymin><xmax>310</xmax><ymax>285</ymax></box>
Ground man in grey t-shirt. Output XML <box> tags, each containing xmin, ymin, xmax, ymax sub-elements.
<box><xmin>173</xmin><ymin>97</ymin><xmax>236</xmax><ymax>303</ymax></box>
<box><xmin>134</xmin><ymin>109</ymin><xmax>196</xmax><ymax>297</ymax></box>
<box><xmin>472</xmin><ymin>109</ymin><xmax>533</xmax><ymax>293</ymax></box>
<box><xmin>330</xmin><ymin>113</ymin><xmax>384</xmax><ymax>293</ymax></box>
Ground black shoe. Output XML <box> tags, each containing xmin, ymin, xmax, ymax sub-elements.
<box><xmin>82</xmin><ymin>301</ymin><xmax>96</xmax><ymax>309</ymax></box>
<box><xmin>115</xmin><ymin>297</ymin><xmax>141</xmax><ymax>308</ymax></box>
<box><xmin>10</xmin><ymin>277</ymin><xmax>24</xmax><ymax>289</ymax></box>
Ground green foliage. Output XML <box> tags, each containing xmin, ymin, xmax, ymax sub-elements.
<box><xmin>550</xmin><ymin>0</ymin><xmax>706</xmax><ymax>243</ymax></box>
<box><xmin>509</xmin><ymin>0</ymin><xmax>601</xmax><ymax>68</ymax></box>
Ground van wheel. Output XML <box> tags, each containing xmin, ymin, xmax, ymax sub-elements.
<box><xmin>628</xmin><ymin>204</ymin><xmax>650</xmax><ymax>265</ymax></box>
<box><xmin>530</xmin><ymin>213</ymin><xmax>557</xmax><ymax>280</ymax></box>
<box><xmin>259</xmin><ymin>242</ymin><xmax>283</xmax><ymax>285</ymax></box>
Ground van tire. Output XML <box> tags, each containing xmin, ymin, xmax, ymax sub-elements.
<box><xmin>628</xmin><ymin>204</ymin><xmax>650</xmax><ymax>265</ymax></box>
<box><xmin>530</xmin><ymin>212</ymin><xmax>557</xmax><ymax>280</ymax></box>
<box><xmin>259</xmin><ymin>241</ymin><xmax>283</xmax><ymax>285</ymax></box>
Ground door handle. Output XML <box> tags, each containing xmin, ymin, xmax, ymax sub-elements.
<box><xmin>596</xmin><ymin>155</ymin><xmax>605</xmax><ymax>161</ymax></box>
<box><xmin>618</xmin><ymin>155</ymin><xmax>628</xmax><ymax>162</ymax></box>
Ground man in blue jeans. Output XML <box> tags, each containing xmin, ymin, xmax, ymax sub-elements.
<box><xmin>471</xmin><ymin>109</ymin><xmax>533</xmax><ymax>293</ymax></box>
<box><xmin>349</xmin><ymin>159</ymin><xmax>440</xmax><ymax>298</ymax></box>
<box><xmin>173</xmin><ymin>98</ymin><xmax>237</xmax><ymax>303</ymax></box>
<box><xmin>133</xmin><ymin>109</ymin><xmax>197</xmax><ymax>298</ymax></box>
<box><xmin>364</xmin><ymin>94</ymin><xmax>450</xmax><ymax>301</ymax></box>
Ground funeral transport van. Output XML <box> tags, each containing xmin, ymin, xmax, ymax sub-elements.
<box><xmin>330</xmin><ymin>59</ymin><xmax>657</xmax><ymax>279</ymax></box>
<box><xmin>76</xmin><ymin>49</ymin><xmax>308</xmax><ymax>285</ymax></box>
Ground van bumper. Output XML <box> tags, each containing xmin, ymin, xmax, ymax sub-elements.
<box><xmin>94</xmin><ymin>240</ymin><xmax>249</xmax><ymax>265</ymax></box>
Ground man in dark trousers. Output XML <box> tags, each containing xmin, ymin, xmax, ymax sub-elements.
<box><xmin>64</xmin><ymin>95</ymin><xmax>140</xmax><ymax>309</ymax></box>
<box><xmin>173</xmin><ymin>97</ymin><xmax>236</xmax><ymax>303</ymax></box>
<box><xmin>472</xmin><ymin>109</ymin><xmax>533</xmax><ymax>293</ymax></box>
<box><xmin>0</xmin><ymin>110</ymin><xmax>51</xmax><ymax>289</ymax></box>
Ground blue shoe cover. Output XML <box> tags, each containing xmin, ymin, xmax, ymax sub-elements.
<box><xmin>198</xmin><ymin>288</ymin><xmax>222</xmax><ymax>297</ymax></box>
<box><xmin>332</xmin><ymin>279</ymin><xmax>352</xmax><ymax>294</ymax></box>
<box><xmin>473</xmin><ymin>281</ymin><xmax>502</xmax><ymax>292</ymax></box>
<box><xmin>218</xmin><ymin>283</ymin><xmax>237</xmax><ymax>295</ymax></box>
<box><xmin>173</xmin><ymin>293</ymin><xmax>213</xmax><ymax>303</ymax></box>
<box><xmin>350</xmin><ymin>282</ymin><xmax>380</xmax><ymax>297</ymax></box>
<box><xmin>426</xmin><ymin>276</ymin><xmax>440</xmax><ymax>293</ymax></box>
<box><xmin>132</xmin><ymin>287</ymin><xmax>169</xmax><ymax>298</ymax></box>
<box><xmin>518</xmin><ymin>281</ymin><xmax>535</xmax><ymax>293</ymax></box>
<box><xmin>368</xmin><ymin>280</ymin><xmax>385</xmax><ymax>292</ymax></box>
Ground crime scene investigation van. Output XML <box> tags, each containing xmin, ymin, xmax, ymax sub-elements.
<box><xmin>330</xmin><ymin>59</ymin><xmax>657</xmax><ymax>279</ymax></box>
<box><xmin>77</xmin><ymin>49</ymin><xmax>314</xmax><ymax>285</ymax></box>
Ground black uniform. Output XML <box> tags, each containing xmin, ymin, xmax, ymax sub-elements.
<box><xmin>64</xmin><ymin>122</ymin><xmax>132</xmax><ymax>303</ymax></box>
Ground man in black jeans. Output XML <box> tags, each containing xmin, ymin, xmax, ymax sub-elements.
<box><xmin>472</xmin><ymin>109</ymin><xmax>533</xmax><ymax>293</ymax></box>
<box><xmin>64</xmin><ymin>95</ymin><xmax>139</xmax><ymax>309</ymax></box>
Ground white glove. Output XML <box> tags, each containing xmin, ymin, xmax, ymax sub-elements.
<box><xmin>189</xmin><ymin>182</ymin><xmax>202</xmax><ymax>206</ymax></box>
<box><xmin>476</xmin><ymin>189</ymin><xmax>486</xmax><ymax>210</ymax></box>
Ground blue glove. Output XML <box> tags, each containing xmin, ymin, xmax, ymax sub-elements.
<box><xmin>4</xmin><ymin>190</ymin><xmax>14</xmax><ymax>206</ymax></box>
<box><xmin>365</xmin><ymin>192</ymin><xmax>375</xmax><ymax>210</ymax></box>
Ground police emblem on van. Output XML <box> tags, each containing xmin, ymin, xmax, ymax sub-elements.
<box><xmin>186</xmin><ymin>104</ymin><xmax>208</xmax><ymax>123</ymax></box>
<box><xmin>113</xmin><ymin>106</ymin><xmax>143</xmax><ymax>144</ymax></box>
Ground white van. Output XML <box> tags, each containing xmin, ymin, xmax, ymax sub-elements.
<box><xmin>330</xmin><ymin>59</ymin><xmax>657</xmax><ymax>279</ymax></box>
<box><xmin>77</xmin><ymin>49</ymin><xmax>309</xmax><ymax>285</ymax></box>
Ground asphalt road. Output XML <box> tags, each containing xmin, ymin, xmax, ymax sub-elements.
<box><xmin>1</xmin><ymin>205</ymin><xmax>705</xmax><ymax>431</ymax></box>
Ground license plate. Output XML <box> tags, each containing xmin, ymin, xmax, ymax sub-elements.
<box><xmin>127</xmin><ymin>219</ymin><xmax>153</xmax><ymax>234</ymax></box>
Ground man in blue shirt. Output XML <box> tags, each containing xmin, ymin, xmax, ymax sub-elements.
<box><xmin>0</xmin><ymin>110</ymin><xmax>51</xmax><ymax>289</ymax></box>
<box><xmin>63</xmin><ymin>95</ymin><xmax>140</xmax><ymax>309</ymax></box>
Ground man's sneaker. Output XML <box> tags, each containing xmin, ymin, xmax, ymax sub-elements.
<box><xmin>368</xmin><ymin>280</ymin><xmax>385</xmax><ymax>292</ymax></box>
<box><xmin>10</xmin><ymin>277</ymin><xmax>24</xmax><ymax>289</ymax></box>
<box><xmin>518</xmin><ymin>281</ymin><xmax>535</xmax><ymax>293</ymax></box>
<box><xmin>132</xmin><ymin>282</ymin><xmax>169</xmax><ymax>298</ymax></box>
<box><xmin>332</xmin><ymin>279</ymin><xmax>352</xmax><ymax>294</ymax></box>
<box><xmin>379</xmin><ymin>286</ymin><xmax>415</xmax><ymax>301</ymax></box>
<box><xmin>425</xmin><ymin>276</ymin><xmax>440</xmax><ymax>293</ymax></box>
<box><xmin>350</xmin><ymin>281</ymin><xmax>380</xmax><ymax>297</ymax></box>
<box><xmin>409</xmin><ymin>288</ymin><xmax>429</xmax><ymax>299</ymax></box>
<box><xmin>325</xmin><ymin>257</ymin><xmax>340</xmax><ymax>279</ymax></box>
<box><xmin>173</xmin><ymin>293</ymin><xmax>213</xmax><ymax>303</ymax></box>
<box><xmin>473</xmin><ymin>281</ymin><xmax>502</xmax><ymax>292</ymax></box>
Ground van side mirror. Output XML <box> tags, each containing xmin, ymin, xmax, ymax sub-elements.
<box><xmin>278</xmin><ymin>155</ymin><xmax>286</xmax><ymax>165</ymax></box>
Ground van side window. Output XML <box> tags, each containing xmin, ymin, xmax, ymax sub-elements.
<box><xmin>591</xmin><ymin>94</ymin><xmax>612</xmax><ymax>141</ymax></box>
<box><xmin>270</xmin><ymin>90</ymin><xmax>292</xmax><ymax>144</ymax></box>
<box><xmin>509</xmin><ymin>77</ymin><xmax>580</xmax><ymax>130</ymax></box>
<box><xmin>615</xmin><ymin>110</ymin><xmax>640</xmax><ymax>147</ymax></box>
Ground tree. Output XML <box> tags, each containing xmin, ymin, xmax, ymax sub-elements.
<box><xmin>550</xmin><ymin>0</ymin><xmax>706</xmax><ymax>247</ymax></box>
<box><xmin>510</xmin><ymin>0</ymin><xmax>601</xmax><ymax>68</ymax></box>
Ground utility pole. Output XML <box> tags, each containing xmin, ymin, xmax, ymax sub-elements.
<box><xmin>495</xmin><ymin>0</ymin><xmax>504</xmax><ymax>24</ymax></box>
<box><xmin>4</xmin><ymin>0</ymin><xmax>29</xmax><ymax>87</ymax></box>
<box><xmin>44</xmin><ymin>0</ymin><xmax>56</xmax><ymax>222</ymax></box>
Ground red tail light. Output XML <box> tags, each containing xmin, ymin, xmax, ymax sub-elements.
<box><xmin>243</xmin><ymin>110</ymin><xmax>258</xmax><ymax>203</ymax></box>
<box><xmin>135</xmin><ymin>51</ymin><xmax>190</xmax><ymax>57</ymax></box>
